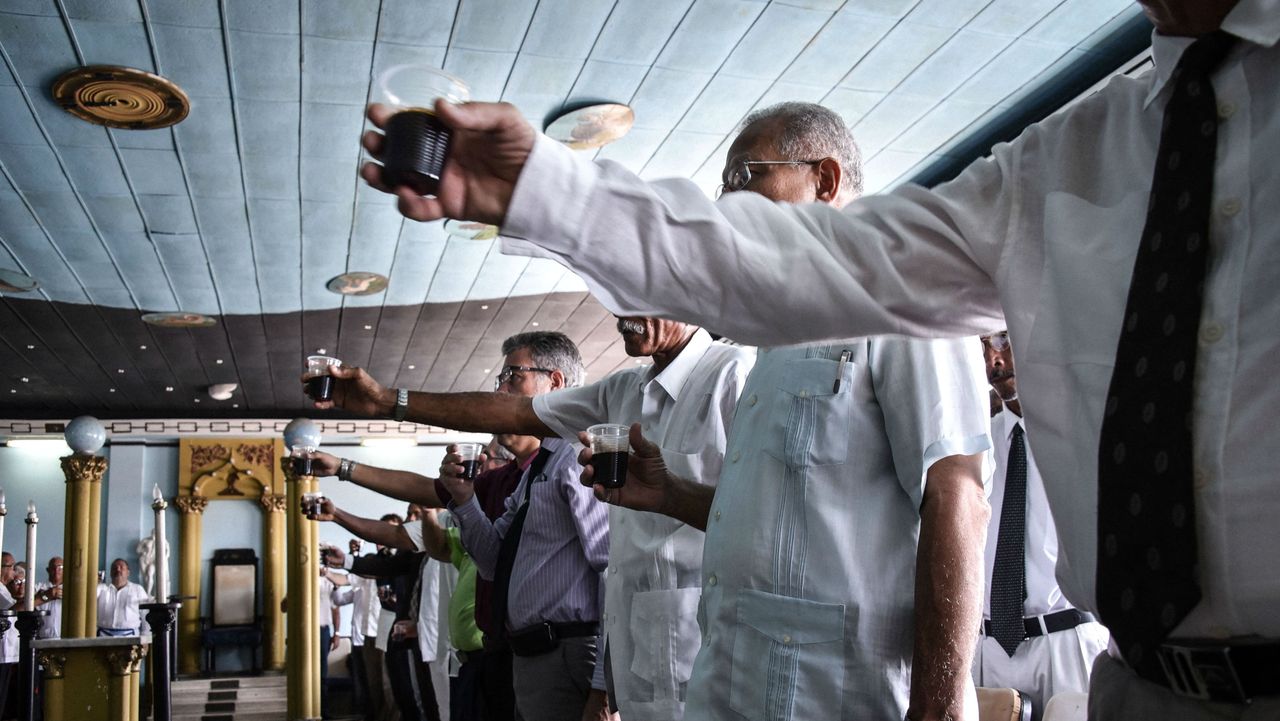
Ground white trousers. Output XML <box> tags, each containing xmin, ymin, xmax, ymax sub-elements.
<box><xmin>973</xmin><ymin>621</ymin><xmax>1110</xmax><ymax>721</ymax></box>
<box><xmin>1088</xmin><ymin>653</ymin><xmax>1280</xmax><ymax>721</ymax></box>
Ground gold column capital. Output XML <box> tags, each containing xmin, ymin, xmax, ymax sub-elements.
<box><xmin>107</xmin><ymin>645</ymin><xmax>146</xmax><ymax>676</ymax></box>
<box><xmin>36</xmin><ymin>651</ymin><xmax>67</xmax><ymax>678</ymax></box>
<box><xmin>60</xmin><ymin>453</ymin><xmax>108</xmax><ymax>484</ymax></box>
<box><xmin>280</xmin><ymin>456</ymin><xmax>299</xmax><ymax>483</ymax></box>
<box><xmin>174</xmin><ymin>496</ymin><xmax>209</xmax><ymax>515</ymax></box>
<box><xmin>259</xmin><ymin>493</ymin><xmax>288</xmax><ymax>513</ymax></box>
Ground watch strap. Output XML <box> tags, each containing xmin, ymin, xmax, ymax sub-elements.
<box><xmin>392</xmin><ymin>388</ymin><xmax>410</xmax><ymax>422</ymax></box>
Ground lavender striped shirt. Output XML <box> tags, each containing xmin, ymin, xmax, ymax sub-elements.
<box><xmin>451</xmin><ymin>437</ymin><xmax>609</xmax><ymax>630</ymax></box>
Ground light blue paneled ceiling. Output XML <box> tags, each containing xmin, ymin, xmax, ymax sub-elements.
<box><xmin>0</xmin><ymin>0</ymin><xmax>1143</xmax><ymax>417</ymax></box>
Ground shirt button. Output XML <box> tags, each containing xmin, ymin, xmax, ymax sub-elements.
<box><xmin>1219</xmin><ymin>198</ymin><xmax>1241</xmax><ymax>217</ymax></box>
<box><xmin>799</xmin><ymin>390</ymin><xmax>809</xmax><ymax>399</ymax></box>
<box><xmin>1199</xmin><ymin>322</ymin><xmax>1224</xmax><ymax>345</ymax></box>
<box><xmin>708</xmin><ymin>574</ymin><xmax>717</xmax><ymax>587</ymax></box>
<box><xmin>781</xmin><ymin>634</ymin><xmax>792</xmax><ymax>644</ymax></box>
<box><xmin>1217</xmin><ymin>101</ymin><xmax>1236</xmax><ymax>119</ymax></box>
<box><xmin>748</xmin><ymin>394</ymin><xmax>757</xmax><ymax>407</ymax></box>
<box><xmin>610</xmin><ymin>567</ymin><xmax>617</xmax><ymax>575</ymax></box>
<box><xmin>731</xmin><ymin>451</ymin><xmax>740</xmax><ymax>463</ymax></box>
<box><xmin>714</xmin><ymin>510</ymin><xmax>721</xmax><ymax>521</ymax></box>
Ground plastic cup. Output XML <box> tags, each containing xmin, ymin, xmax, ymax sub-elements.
<box><xmin>455</xmin><ymin>442</ymin><xmax>484</xmax><ymax>480</ymax></box>
<box><xmin>377</xmin><ymin>65</ymin><xmax>469</xmax><ymax>196</ymax></box>
<box><xmin>304</xmin><ymin>355</ymin><xmax>343</xmax><ymax>401</ymax></box>
<box><xmin>588</xmin><ymin>424</ymin><xmax>630</xmax><ymax>489</ymax></box>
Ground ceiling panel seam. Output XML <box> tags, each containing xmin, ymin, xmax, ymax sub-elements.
<box><xmin>442</xmin><ymin>255</ymin><xmax>537</xmax><ymax>391</ymax></box>
<box><xmin>417</xmin><ymin>238</ymin><xmax>501</xmax><ymax>386</ymax></box>
<box><xmin>544</xmin><ymin>0</ymin><xmax>617</xmax><ymax>121</ymax></box>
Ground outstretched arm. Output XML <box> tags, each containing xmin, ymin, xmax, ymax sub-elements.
<box><xmin>308</xmin><ymin>451</ymin><xmax>445</xmax><ymax>507</ymax></box>
<box><xmin>314</xmin><ymin>499</ymin><xmax>417</xmax><ymax>554</ymax></box>
<box><xmin>307</xmin><ymin>365</ymin><xmax>556</xmax><ymax>437</ymax></box>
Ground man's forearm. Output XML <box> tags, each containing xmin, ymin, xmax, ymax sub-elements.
<box><xmin>333</xmin><ymin>508</ymin><xmax>416</xmax><ymax>552</ymax></box>
<box><xmin>349</xmin><ymin>464</ymin><xmax>445</xmax><ymax>507</ymax></box>
<box><xmin>660</xmin><ymin>475</ymin><xmax>716</xmax><ymax>531</ymax></box>
<box><xmin>372</xmin><ymin>390</ymin><xmax>554</xmax><ymax>437</ymax></box>
<box><xmin>908</xmin><ymin>453</ymin><xmax>989</xmax><ymax>721</ymax></box>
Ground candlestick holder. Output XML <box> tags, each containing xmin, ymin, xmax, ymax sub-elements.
<box><xmin>15</xmin><ymin>608</ymin><xmax>45</xmax><ymax>721</ymax></box>
<box><xmin>141</xmin><ymin>599</ymin><xmax>182</xmax><ymax>721</ymax></box>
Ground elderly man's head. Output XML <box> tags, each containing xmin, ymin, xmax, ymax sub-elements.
<box><xmin>110</xmin><ymin>558</ymin><xmax>130</xmax><ymax>587</ymax></box>
<box><xmin>495</xmin><ymin>331</ymin><xmax>585</xmax><ymax>397</ymax></box>
<box><xmin>721</xmin><ymin>102</ymin><xmax>862</xmax><ymax>208</ymax></box>
<box><xmin>614</xmin><ymin>316</ymin><xmax>698</xmax><ymax>358</ymax></box>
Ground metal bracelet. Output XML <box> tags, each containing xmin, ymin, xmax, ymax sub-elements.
<box><xmin>338</xmin><ymin>458</ymin><xmax>354</xmax><ymax>482</ymax></box>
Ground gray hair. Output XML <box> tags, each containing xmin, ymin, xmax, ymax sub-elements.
<box><xmin>502</xmin><ymin>331</ymin><xmax>585</xmax><ymax>388</ymax></box>
<box><xmin>740</xmin><ymin>102</ymin><xmax>863</xmax><ymax>198</ymax></box>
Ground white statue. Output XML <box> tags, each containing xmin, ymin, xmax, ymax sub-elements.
<box><xmin>136</xmin><ymin>536</ymin><xmax>168</xmax><ymax>597</ymax></box>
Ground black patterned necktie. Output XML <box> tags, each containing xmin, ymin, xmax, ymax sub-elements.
<box><xmin>1096</xmin><ymin>31</ymin><xmax>1236</xmax><ymax>680</ymax></box>
<box><xmin>991</xmin><ymin>423</ymin><xmax>1028</xmax><ymax>656</ymax></box>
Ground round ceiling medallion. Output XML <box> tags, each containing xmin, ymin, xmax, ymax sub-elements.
<box><xmin>52</xmin><ymin>65</ymin><xmax>190</xmax><ymax>130</ymax></box>
<box><xmin>327</xmin><ymin>272</ymin><xmax>389</xmax><ymax>296</ymax></box>
<box><xmin>442</xmin><ymin>219</ymin><xmax>499</xmax><ymax>241</ymax></box>
<box><xmin>141</xmin><ymin>311</ymin><xmax>217</xmax><ymax>328</ymax></box>
<box><xmin>0</xmin><ymin>269</ymin><xmax>38</xmax><ymax>293</ymax></box>
<box><xmin>545</xmin><ymin>103</ymin><xmax>634</xmax><ymax>150</ymax></box>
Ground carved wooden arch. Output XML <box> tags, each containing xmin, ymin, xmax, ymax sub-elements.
<box><xmin>175</xmin><ymin>438</ymin><xmax>288</xmax><ymax>673</ymax></box>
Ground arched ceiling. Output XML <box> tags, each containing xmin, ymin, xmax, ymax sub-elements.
<box><xmin>0</xmin><ymin>0</ymin><xmax>1142</xmax><ymax>419</ymax></box>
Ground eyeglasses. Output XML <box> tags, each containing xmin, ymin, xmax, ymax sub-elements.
<box><xmin>494</xmin><ymin>365</ymin><xmax>556</xmax><ymax>390</ymax></box>
<box><xmin>980</xmin><ymin>332</ymin><xmax>1011</xmax><ymax>352</ymax></box>
<box><xmin>717</xmin><ymin>158</ymin><xmax>823</xmax><ymax>197</ymax></box>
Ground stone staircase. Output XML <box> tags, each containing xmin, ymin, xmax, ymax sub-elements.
<box><xmin>170</xmin><ymin>674</ymin><xmax>287</xmax><ymax>721</ymax></box>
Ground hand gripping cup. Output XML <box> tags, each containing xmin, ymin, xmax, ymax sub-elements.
<box><xmin>455</xmin><ymin>442</ymin><xmax>484</xmax><ymax>481</ymax></box>
<box><xmin>588</xmin><ymin>424</ymin><xmax>630</xmax><ymax>489</ymax></box>
<box><xmin>305</xmin><ymin>355</ymin><xmax>343</xmax><ymax>402</ymax></box>
<box><xmin>377</xmin><ymin>64</ymin><xmax>470</xmax><ymax>196</ymax></box>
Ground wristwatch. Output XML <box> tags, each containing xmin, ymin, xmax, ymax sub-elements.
<box><xmin>337</xmin><ymin>458</ymin><xmax>355</xmax><ymax>482</ymax></box>
<box><xmin>392</xmin><ymin>388</ymin><xmax>410</xmax><ymax>422</ymax></box>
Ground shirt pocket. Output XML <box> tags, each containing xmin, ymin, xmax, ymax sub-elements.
<box><xmin>628</xmin><ymin>587</ymin><xmax>702</xmax><ymax>695</ymax></box>
<box><xmin>762</xmin><ymin>358</ymin><xmax>856</xmax><ymax>467</ymax></box>
<box><xmin>728</xmin><ymin>589</ymin><xmax>845</xmax><ymax>721</ymax></box>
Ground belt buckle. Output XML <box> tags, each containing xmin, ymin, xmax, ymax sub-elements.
<box><xmin>1156</xmin><ymin>643</ymin><xmax>1248</xmax><ymax>703</ymax></box>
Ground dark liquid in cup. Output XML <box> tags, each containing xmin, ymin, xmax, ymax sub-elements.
<box><xmin>307</xmin><ymin>374</ymin><xmax>334</xmax><ymax>402</ymax></box>
<box><xmin>382</xmin><ymin>109</ymin><xmax>452</xmax><ymax>196</ymax></box>
<box><xmin>459</xmin><ymin>460</ymin><xmax>480</xmax><ymax>480</ymax></box>
<box><xmin>293</xmin><ymin>456</ymin><xmax>314</xmax><ymax>476</ymax></box>
<box><xmin>591</xmin><ymin>451</ymin><xmax>628</xmax><ymax>489</ymax></box>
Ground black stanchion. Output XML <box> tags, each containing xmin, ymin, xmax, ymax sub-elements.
<box><xmin>16</xmin><ymin>609</ymin><xmax>45</xmax><ymax>721</ymax></box>
<box><xmin>141</xmin><ymin>601</ymin><xmax>180</xmax><ymax>721</ymax></box>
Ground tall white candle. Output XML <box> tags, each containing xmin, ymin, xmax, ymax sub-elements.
<box><xmin>23</xmin><ymin>501</ymin><xmax>36</xmax><ymax>612</ymax></box>
<box><xmin>152</xmin><ymin>485</ymin><xmax>168</xmax><ymax>602</ymax></box>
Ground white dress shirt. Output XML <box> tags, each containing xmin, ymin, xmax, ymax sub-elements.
<box><xmin>500</xmin><ymin>0</ymin><xmax>1280</xmax><ymax>643</ymax></box>
<box><xmin>415</xmin><ymin>555</ymin><xmax>441</xmax><ymax>662</ymax></box>
<box><xmin>983</xmin><ymin>409</ymin><xmax>1069</xmax><ymax>620</ymax></box>
<box><xmin>341</xmin><ymin>572</ymin><xmax>380</xmax><ymax>646</ymax></box>
<box><xmin>703</xmin><ymin>339</ymin><xmax>990</xmax><ymax>720</ymax></box>
<box><xmin>35</xmin><ymin>582</ymin><xmax>61</xmax><ymax>639</ymax></box>
<box><xmin>0</xmin><ymin>585</ymin><xmax>16</xmax><ymax>663</ymax></box>
<box><xmin>531</xmin><ymin>329</ymin><xmax>754</xmax><ymax>721</ymax></box>
<box><xmin>96</xmin><ymin>581</ymin><xmax>149</xmax><ymax>633</ymax></box>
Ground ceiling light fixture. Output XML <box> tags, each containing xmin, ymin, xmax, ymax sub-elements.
<box><xmin>139</xmin><ymin>345</ymin><xmax>147</xmax><ymax>350</ymax></box>
<box><xmin>544</xmin><ymin>102</ymin><xmax>635</xmax><ymax>150</ymax></box>
<box><xmin>326</xmin><ymin>272</ymin><xmax>388</xmax><ymax>296</ymax></box>
<box><xmin>364</xmin><ymin>325</ymin><xmax>373</xmax><ymax>330</ymax></box>
<box><xmin>442</xmin><ymin>220</ymin><xmax>499</xmax><ymax>241</ymax></box>
<box><xmin>407</xmin><ymin>364</ymin><xmax>416</xmax><ymax>370</ymax></box>
<box><xmin>51</xmin><ymin>65</ymin><xmax>190</xmax><ymax>129</ymax></box>
<box><xmin>215</xmin><ymin>359</ymin><xmax>224</xmax><ymax>364</ymax></box>
<box><xmin>0</xmin><ymin>269</ymin><xmax>39</xmax><ymax>293</ymax></box>
<box><xmin>530</xmin><ymin>322</ymin><xmax>540</xmax><ymax>327</ymax></box>
<box><xmin>5</xmin><ymin>438</ymin><xmax>70</xmax><ymax>449</ymax></box>
<box><xmin>164</xmin><ymin>386</ymin><xmax>174</xmax><ymax>392</ymax></box>
<box><xmin>208</xmin><ymin>383</ymin><xmax>237</xmax><ymax>401</ymax></box>
<box><xmin>141</xmin><ymin>312</ymin><xmax>216</xmax><ymax>328</ymax></box>
<box><xmin>25</xmin><ymin>345</ymin><xmax>34</xmax><ymax>350</ymax></box>
<box><xmin>359</xmin><ymin>438</ymin><xmax>418</xmax><ymax>448</ymax></box>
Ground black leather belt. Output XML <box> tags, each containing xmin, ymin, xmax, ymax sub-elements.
<box><xmin>982</xmin><ymin>608</ymin><xmax>1096</xmax><ymax>638</ymax></box>
<box><xmin>507</xmin><ymin>621</ymin><xmax>599</xmax><ymax>657</ymax></box>
<box><xmin>1153</xmin><ymin>640</ymin><xmax>1280</xmax><ymax>704</ymax></box>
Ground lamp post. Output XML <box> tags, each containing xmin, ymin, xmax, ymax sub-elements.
<box><xmin>283</xmin><ymin>418</ymin><xmax>322</xmax><ymax>721</ymax></box>
<box><xmin>141</xmin><ymin>486</ymin><xmax>179</xmax><ymax>721</ymax></box>
<box><xmin>16</xmin><ymin>502</ymin><xmax>43</xmax><ymax>721</ymax></box>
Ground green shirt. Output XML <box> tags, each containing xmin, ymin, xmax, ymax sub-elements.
<box><xmin>447</xmin><ymin>528</ymin><xmax>483</xmax><ymax>653</ymax></box>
